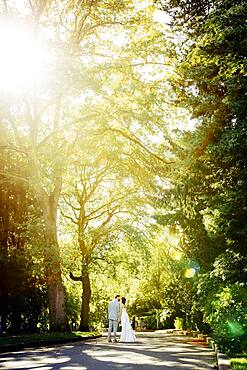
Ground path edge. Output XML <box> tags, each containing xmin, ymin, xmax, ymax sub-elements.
<box><xmin>0</xmin><ymin>334</ymin><xmax>102</xmax><ymax>353</ymax></box>
<box><xmin>158</xmin><ymin>329</ymin><xmax>231</xmax><ymax>370</ymax></box>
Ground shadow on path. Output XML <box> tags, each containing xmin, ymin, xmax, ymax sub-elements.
<box><xmin>0</xmin><ymin>332</ymin><xmax>216</xmax><ymax>370</ymax></box>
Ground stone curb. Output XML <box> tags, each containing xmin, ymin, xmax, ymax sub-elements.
<box><xmin>0</xmin><ymin>334</ymin><xmax>102</xmax><ymax>353</ymax></box>
<box><xmin>217</xmin><ymin>351</ymin><xmax>231</xmax><ymax>370</ymax></box>
<box><xmin>192</xmin><ymin>335</ymin><xmax>230</xmax><ymax>370</ymax></box>
<box><xmin>214</xmin><ymin>343</ymin><xmax>231</xmax><ymax>370</ymax></box>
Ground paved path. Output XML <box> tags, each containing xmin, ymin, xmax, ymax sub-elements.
<box><xmin>0</xmin><ymin>332</ymin><xmax>216</xmax><ymax>370</ymax></box>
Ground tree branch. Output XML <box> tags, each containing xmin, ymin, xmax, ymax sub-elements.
<box><xmin>70</xmin><ymin>272</ymin><xmax>82</xmax><ymax>281</ymax></box>
<box><xmin>0</xmin><ymin>171</ymin><xmax>29</xmax><ymax>184</ymax></box>
<box><xmin>97</xmin><ymin>127</ymin><xmax>174</xmax><ymax>164</ymax></box>
<box><xmin>60</xmin><ymin>208</ymin><xmax>78</xmax><ymax>225</ymax></box>
<box><xmin>0</xmin><ymin>145</ymin><xmax>29</xmax><ymax>155</ymax></box>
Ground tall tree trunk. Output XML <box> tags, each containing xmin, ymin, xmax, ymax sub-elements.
<box><xmin>79</xmin><ymin>270</ymin><xmax>91</xmax><ymax>332</ymax></box>
<box><xmin>25</xmin><ymin>66</ymin><xmax>68</xmax><ymax>331</ymax></box>
<box><xmin>42</xmin><ymin>193</ymin><xmax>69</xmax><ymax>332</ymax></box>
<box><xmin>0</xmin><ymin>175</ymin><xmax>9</xmax><ymax>333</ymax></box>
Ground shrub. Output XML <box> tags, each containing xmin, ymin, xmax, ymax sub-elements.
<box><xmin>230</xmin><ymin>357</ymin><xmax>247</xmax><ymax>370</ymax></box>
<box><xmin>196</xmin><ymin>251</ymin><xmax>247</xmax><ymax>355</ymax></box>
<box><xmin>174</xmin><ymin>317</ymin><xmax>184</xmax><ymax>330</ymax></box>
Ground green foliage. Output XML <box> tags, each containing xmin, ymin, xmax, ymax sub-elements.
<box><xmin>197</xmin><ymin>250</ymin><xmax>247</xmax><ymax>355</ymax></box>
<box><xmin>174</xmin><ymin>317</ymin><xmax>184</xmax><ymax>330</ymax></box>
<box><xmin>65</xmin><ymin>284</ymin><xmax>82</xmax><ymax>329</ymax></box>
<box><xmin>230</xmin><ymin>357</ymin><xmax>247</xmax><ymax>370</ymax></box>
<box><xmin>156</xmin><ymin>0</ymin><xmax>216</xmax><ymax>30</ymax></box>
<box><xmin>1</xmin><ymin>0</ymin><xmax>246</xmax><ymax>352</ymax></box>
<box><xmin>0</xmin><ymin>154</ymin><xmax>48</xmax><ymax>333</ymax></box>
<box><xmin>1</xmin><ymin>0</ymin><xmax>181</xmax><ymax>333</ymax></box>
<box><xmin>155</xmin><ymin>0</ymin><xmax>247</xmax><ymax>356</ymax></box>
<box><xmin>141</xmin><ymin>315</ymin><xmax>157</xmax><ymax>330</ymax></box>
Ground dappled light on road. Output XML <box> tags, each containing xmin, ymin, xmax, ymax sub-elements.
<box><xmin>0</xmin><ymin>333</ymin><xmax>215</xmax><ymax>369</ymax></box>
<box><xmin>81</xmin><ymin>334</ymin><xmax>214</xmax><ymax>369</ymax></box>
<box><xmin>0</xmin><ymin>353</ymin><xmax>70</xmax><ymax>369</ymax></box>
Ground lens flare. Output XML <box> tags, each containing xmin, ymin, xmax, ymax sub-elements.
<box><xmin>227</xmin><ymin>321</ymin><xmax>245</xmax><ymax>337</ymax></box>
<box><xmin>184</xmin><ymin>268</ymin><xmax>196</xmax><ymax>278</ymax></box>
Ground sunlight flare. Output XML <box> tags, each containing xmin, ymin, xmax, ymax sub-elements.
<box><xmin>0</xmin><ymin>21</ymin><xmax>50</xmax><ymax>89</ymax></box>
<box><xmin>171</xmin><ymin>250</ymin><xmax>182</xmax><ymax>261</ymax></box>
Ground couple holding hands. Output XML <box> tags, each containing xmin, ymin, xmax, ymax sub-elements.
<box><xmin>108</xmin><ymin>295</ymin><xmax>136</xmax><ymax>343</ymax></box>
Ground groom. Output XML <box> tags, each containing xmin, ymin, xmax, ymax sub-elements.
<box><xmin>107</xmin><ymin>294</ymin><xmax>120</xmax><ymax>342</ymax></box>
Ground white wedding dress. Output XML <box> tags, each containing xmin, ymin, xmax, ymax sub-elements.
<box><xmin>120</xmin><ymin>306</ymin><xmax>136</xmax><ymax>342</ymax></box>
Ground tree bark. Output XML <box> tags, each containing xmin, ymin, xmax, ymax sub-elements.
<box><xmin>79</xmin><ymin>270</ymin><xmax>91</xmax><ymax>332</ymax></box>
<box><xmin>42</xmin><ymin>193</ymin><xmax>69</xmax><ymax>332</ymax></box>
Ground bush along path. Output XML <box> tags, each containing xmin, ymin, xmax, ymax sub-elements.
<box><xmin>0</xmin><ymin>332</ymin><xmax>101</xmax><ymax>353</ymax></box>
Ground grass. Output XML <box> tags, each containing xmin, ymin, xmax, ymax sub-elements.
<box><xmin>0</xmin><ymin>331</ymin><xmax>99</xmax><ymax>346</ymax></box>
<box><xmin>230</xmin><ymin>355</ymin><xmax>247</xmax><ymax>369</ymax></box>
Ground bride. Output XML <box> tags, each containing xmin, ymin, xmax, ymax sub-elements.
<box><xmin>120</xmin><ymin>297</ymin><xmax>136</xmax><ymax>342</ymax></box>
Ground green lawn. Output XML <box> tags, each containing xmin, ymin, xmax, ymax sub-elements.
<box><xmin>0</xmin><ymin>331</ymin><xmax>99</xmax><ymax>346</ymax></box>
<box><xmin>230</xmin><ymin>356</ymin><xmax>247</xmax><ymax>370</ymax></box>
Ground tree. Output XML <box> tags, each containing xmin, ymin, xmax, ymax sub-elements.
<box><xmin>162</xmin><ymin>0</ymin><xmax>247</xmax><ymax>258</ymax></box>
<box><xmin>61</xmin><ymin>121</ymin><xmax>166</xmax><ymax>330</ymax></box>
<box><xmin>0</xmin><ymin>151</ymin><xmax>48</xmax><ymax>333</ymax></box>
<box><xmin>0</xmin><ymin>0</ymin><xmax>176</xmax><ymax>331</ymax></box>
<box><xmin>154</xmin><ymin>0</ymin><xmax>247</xmax><ymax>350</ymax></box>
<box><xmin>54</xmin><ymin>0</ymin><xmax>182</xmax><ymax>331</ymax></box>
